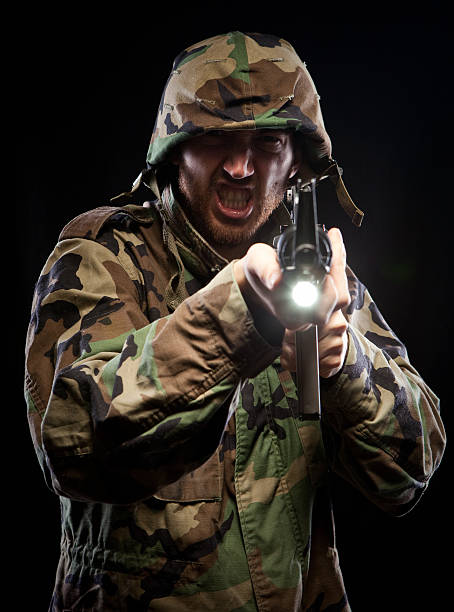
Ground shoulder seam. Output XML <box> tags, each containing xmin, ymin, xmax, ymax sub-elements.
<box><xmin>59</xmin><ymin>207</ymin><xmax>124</xmax><ymax>241</ymax></box>
<box><xmin>59</xmin><ymin>205</ymin><xmax>156</xmax><ymax>242</ymax></box>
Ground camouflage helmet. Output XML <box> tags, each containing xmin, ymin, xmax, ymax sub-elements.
<box><xmin>118</xmin><ymin>31</ymin><xmax>363</xmax><ymax>225</ymax></box>
<box><xmin>147</xmin><ymin>31</ymin><xmax>330</xmax><ymax>169</ymax></box>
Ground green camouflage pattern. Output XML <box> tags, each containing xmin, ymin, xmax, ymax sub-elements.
<box><xmin>25</xmin><ymin>193</ymin><xmax>445</xmax><ymax>610</ymax></box>
<box><xmin>147</xmin><ymin>31</ymin><xmax>331</xmax><ymax>174</ymax></box>
<box><xmin>137</xmin><ymin>31</ymin><xmax>363</xmax><ymax>227</ymax></box>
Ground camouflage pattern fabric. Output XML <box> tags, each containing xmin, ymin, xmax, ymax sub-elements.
<box><xmin>121</xmin><ymin>31</ymin><xmax>364</xmax><ymax>229</ymax></box>
<box><xmin>146</xmin><ymin>31</ymin><xmax>331</xmax><ymax>171</ymax></box>
<box><xmin>25</xmin><ymin>192</ymin><xmax>445</xmax><ymax>610</ymax></box>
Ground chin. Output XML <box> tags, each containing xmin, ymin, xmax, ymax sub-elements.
<box><xmin>209</xmin><ymin>221</ymin><xmax>257</xmax><ymax>247</ymax></box>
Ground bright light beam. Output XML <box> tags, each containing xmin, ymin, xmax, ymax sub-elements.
<box><xmin>292</xmin><ymin>280</ymin><xmax>319</xmax><ymax>308</ymax></box>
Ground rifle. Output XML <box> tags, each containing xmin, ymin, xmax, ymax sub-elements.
<box><xmin>275</xmin><ymin>178</ymin><xmax>332</xmax><ymax>417</ymax></box>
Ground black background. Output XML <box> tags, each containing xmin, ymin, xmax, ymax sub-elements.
<box><xmin>15</xmin><ymin>7</ymin><xmax>450</xmax><ymax>611</ymax></box>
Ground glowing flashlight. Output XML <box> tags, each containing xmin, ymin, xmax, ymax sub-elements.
<box><xmin>291</xmin><ymin>280</ymin><xmax>319</xmax><ymax>307</ymax></box>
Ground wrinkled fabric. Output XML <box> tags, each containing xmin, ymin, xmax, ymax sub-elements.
<box><xmin>124</xmin><ymin>31</ymin><xmax>363</xmax><ymax>227</ymax></box>
<box><xmin>147</xmin><ymin>31</ymin><xmax>331</xmax><ymax>170</ymax></box>
<box><xmin>25</xmin><ymin>198</ymin><xmax>445</xmax><ymax>611</ymax></box>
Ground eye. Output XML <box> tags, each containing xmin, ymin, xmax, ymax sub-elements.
<box><xmin>255</xmin><ymin>132</ymin><xmax>285</xmax><ymax>151</ymax></box>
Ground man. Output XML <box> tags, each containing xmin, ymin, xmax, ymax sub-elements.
<box><xmin>25</xmin><ymin>32</ymin><xmax>445</xmax><ymax>611</ymax></box>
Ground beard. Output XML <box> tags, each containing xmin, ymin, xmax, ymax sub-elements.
<box><xmin>176</xmin><ymin>170</ymin><xmax>287</xmax><ymax>249</ymax></box>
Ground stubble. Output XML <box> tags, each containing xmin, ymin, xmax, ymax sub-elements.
<box><xmin>177</xmin><ymin>172</ymin><xmax>287</xmax><ymax>249</ymax></box>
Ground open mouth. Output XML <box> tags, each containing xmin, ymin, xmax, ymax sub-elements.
<box><xmin>216</xmin><ymin>187</ymin><xmax>254</xmax><ymax>219</ymax></box>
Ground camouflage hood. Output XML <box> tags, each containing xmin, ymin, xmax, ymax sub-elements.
<box><xmin>116</xmin><ymin>31</ymin><xmax>363</xmax><ymax>226</ymax></box>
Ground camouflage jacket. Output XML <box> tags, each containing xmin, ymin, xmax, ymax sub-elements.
<box><xmin>25</xmin><ymin>194</ymin><xmax>445</xmax><ymax>611</ymax></box>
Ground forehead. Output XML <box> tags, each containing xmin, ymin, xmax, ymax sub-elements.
<box><xmin>184</xmin><ymin>128</ymin><xmax>295</xmax><ymax>148</ymax></box>
<box><xmin>206</xmin><ymin>128</ymin><xmax>291</xmax><ymax>138</ymax></box>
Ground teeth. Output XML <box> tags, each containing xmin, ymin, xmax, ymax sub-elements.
<box><xmin>218</xmin><ymin>189</ymin><xmax>250</xmax><ymax>209</ymax></box>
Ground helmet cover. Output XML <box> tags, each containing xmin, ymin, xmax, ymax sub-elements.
<box><xmin>114</xmin><ymin>31</ymin><xmax>363</xmax><ymax>226</ymax></box>
<box><xmin>147</xmin><ymin>31</ymin><xmax>331</xmax><ymax>174</ymax></box>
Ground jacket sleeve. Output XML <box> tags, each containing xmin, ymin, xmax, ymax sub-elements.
<box><xmin>320</xmin><ymin>267</ymin><xmax>445</xmax><ymax>515</ymax></box>
<box><xmin>25</xmin><ymin>223</ymin><xmax>281</xmax><ymax>504</ymax></box>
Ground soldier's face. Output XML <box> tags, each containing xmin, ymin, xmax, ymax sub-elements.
<box><xmin>174</xmin><ymin>129</ymin><xmax>299</xmax><ymax>253</ymax></box>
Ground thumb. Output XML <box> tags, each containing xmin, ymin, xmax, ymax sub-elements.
<box><xmin>327</xmin><ymin>227</ymin><xmax>350</xmax><ymax>310</ymax></box>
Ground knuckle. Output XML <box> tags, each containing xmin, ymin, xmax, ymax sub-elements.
<box><xmin>339</xmin><ymin>294</ymin><xmax>350</xmax><ymax>310</ymax></box>
<box><xmin>336</xmin><ymin>319</ymin><xmax>348</xmax><ymax>334</ymax></box>
<box><xmin>340</xmin><ymin>288</ymin><xmax>351</xmax><ymax>309</ymax></box>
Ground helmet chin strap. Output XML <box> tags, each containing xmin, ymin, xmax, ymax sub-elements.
<box><xmin>307</xmin><ymin>158</ymin><xmax>364</xmax><ymax>228</ymax></box>
<box><xmin>111</xmin><ymin>158</ymin><xmax>364</xmax><ymax>229</ymax></box>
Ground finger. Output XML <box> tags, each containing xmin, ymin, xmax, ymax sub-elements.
<box><xmin>319</xmin><ymin>332</ymin><xmax>346</xmax><ymax>361</ymax></box>
<box><xmin>318</xmin><ymin>311</ymin><xmax>349</xmax><ymax>377</ymax></box>
<box><xmin>283</xmin><ymin>328</ymin><xmax>296</xmax><ymax>346</ymax></box>
<box><xmin>233</xmin><ymin>244</ymin><xmax>280</xmax><ymax>310</ymax></box>
<box><xmin>327</xmin><ymin>227</ymin><xmax>350</xmax><ymax>310</ymax></box>
<box><xmin>317</xmin><ymin>309</ymin><xmax>348</xmax><ymax>342</ymax></box>
<box><xmin>280</xmin><ymin>339</ymin><xmax>296</xmax><ymax>372</ymax></box>
<box><xmin>240</xmin><ymin>245</ymin><xmax>310</xmax><ymax>329</ymax></box>
<box><xmin>312</xmin><ymin>275</ymin><xmax>338</xmax><ymax>326</ymax></box>
<box><xmin>244</xmin><ymin>243</ymin><xmax>282</xmax><ymax>291</ymax></box>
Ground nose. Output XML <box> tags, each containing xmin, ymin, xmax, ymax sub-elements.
<box><xmin>223</xmin><ymin>145</ymin><xmax>255</xmax><ymax>179</ymax></box>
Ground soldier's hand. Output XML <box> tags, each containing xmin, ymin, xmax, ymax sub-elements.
<box><xmin>234</xmin><ymin>227</ymin><xmax>350</xmax><ymax>331</ymax></box>
<box><xmin>280</xmin><ymin>310</ymin><xmax>349</xmax><ymax>377</ymax></box>
<box><xmin>234</xmin><ymin>227</ymin><xmax>350</xmax><ymax>377</ymax></box>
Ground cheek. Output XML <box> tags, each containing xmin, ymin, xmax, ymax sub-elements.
<box><xmin>178</xmin><ymin>159</ymin><xmax>207</xmax><ymax>197</ymax></box>
<box><xmin>180</xmin><ymin>148</ymin><xmax>219</xmax><ymax>177</ymax></box>
<box><xmin>267</xmin><ymin>152</ymin><xmax>297</xmax><ymax>186</ymax></box>
<box><xmin>180</xmin><ymin>154</ymin><xmax>201</xmax><ymax>177</ymax></box>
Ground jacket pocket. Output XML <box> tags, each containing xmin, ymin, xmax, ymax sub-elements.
<box><xmin>133</xmin><ymin>449</ymin><xmax>226</xmax><ymax>568</ymax></box>
<box><xmin>152</xmin><ymin>448</ymin><xmax>223</xmax><ymax>502</ymax></box>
